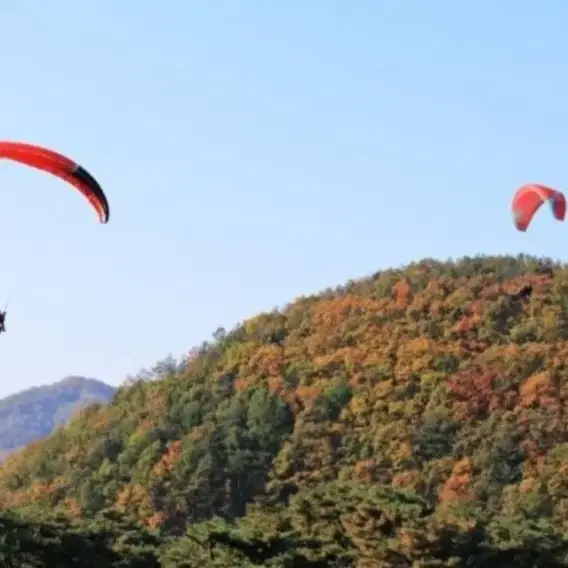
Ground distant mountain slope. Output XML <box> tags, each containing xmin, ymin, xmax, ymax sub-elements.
<box><xmin>0</xmin><ymin>376</ymin><xmax>115</xmax><ymax>455</ymax></box>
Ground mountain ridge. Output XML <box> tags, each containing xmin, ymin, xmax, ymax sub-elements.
<box><xmin>0</xmin><ymin>376</ymin><xmax>115</xmax><ymax>456</ymax></box>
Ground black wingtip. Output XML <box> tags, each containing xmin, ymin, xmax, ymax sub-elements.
<box><xmin>73</xmin><ymin>165</ymin><xmax>110</xmax><ymax>223</ymax></box>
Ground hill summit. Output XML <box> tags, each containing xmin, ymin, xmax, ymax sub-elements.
<box><xmin>0</xmin><ymin>255</ymin><xmax>567</xmax><ymax>566</ymax></box>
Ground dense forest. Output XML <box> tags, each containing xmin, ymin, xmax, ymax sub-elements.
<box><xmin>1</xmin><ymin>255</ymin><xmax>568</xmax><ymax>566</ymax></box>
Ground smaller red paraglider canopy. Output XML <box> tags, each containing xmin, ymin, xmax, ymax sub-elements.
<box><xmin>512</xmin><ymin>183</ymin><xmax>565</xmax><ymax>232</ymax></box>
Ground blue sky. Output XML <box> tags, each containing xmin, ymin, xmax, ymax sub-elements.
<box><xmin>0</xmin><ymin>1</ymin><xmax>565</xmax><ymax>396</ymax></box>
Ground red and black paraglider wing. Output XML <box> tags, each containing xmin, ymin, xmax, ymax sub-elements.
<box><xmin>512</xmin><ymin>183</ymin><xmax>565</xmax><ymax>231</ymax></box>
<box><xmin>0</xmin><ymin>141</ymin><xmax>109</xmax><ymax>223</ymax></box>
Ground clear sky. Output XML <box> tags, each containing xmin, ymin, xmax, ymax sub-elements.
<box><xmin>0</xmin><ymin>1</ymin><xmax>565</xmax><ymax>396</ymax></box>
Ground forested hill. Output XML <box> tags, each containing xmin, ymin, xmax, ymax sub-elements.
<box><xmin>1</xmin><ymin>255</ymin><xmax>568</xmax><ymax>566</ymax></box>
<box><xmin>0</xmin><ymin>376</ymin><xmax>115</xmax><ymax>457</ymax></box>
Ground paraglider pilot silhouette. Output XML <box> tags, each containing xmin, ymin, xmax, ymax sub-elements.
<box><xmin>0</xmin><ymin>305</ymin><xmax>8</xmax><ymax>334</ymax></box>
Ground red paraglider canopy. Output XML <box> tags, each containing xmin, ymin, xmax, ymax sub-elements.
<box><xmin>0</xmin><ymin>141</ymin><xmax>109</xmax><ymax>223</ymax></box>
<box><xmin>512</xmin><ymin>183</ymin><xmax>565</xmax><ymax>232</ymax></box>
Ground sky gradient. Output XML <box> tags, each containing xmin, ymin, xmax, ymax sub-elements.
<box><xmin>0</xmin><ymin>1</ymin><xmax>565</xmax><ymax>396</ymax></box>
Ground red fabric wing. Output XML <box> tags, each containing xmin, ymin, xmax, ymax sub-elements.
<box><xmin>512</xmin><ymin>184</ymin><xmax>564</xmax><ymax>231</ymax></box>
<box><xmin>0</xmin><ymin>141</ymin><xmax>108</xmax><ymax>223</ymax></box>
